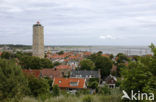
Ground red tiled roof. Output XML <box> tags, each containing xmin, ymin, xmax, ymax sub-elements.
<box><xmin>0</xmin><ymin>52</ymin><xmax>2</xmax><ymax>56</ymax></box>
<box><xmin>41</xmin><ymin>68</ymin><xmax>62</xmax><ymax>79</ymax></box>
<box><xmin>22</xmin><ymin>69</ymin><xmax>41</xmax><ymax>78</ymax></box>
<box><xmin>102</xmin><ymin>54</ymin><xmax>110</xmax><ymax>57</ymax></box>
<box><xmin>53</xmin><ymin>78</ymin><xmax>86</xmax><ymax>89</ymax></box>
<box><xmin>83</xmin><ymin>52</ymin><xmax>91</xmax><ymax>56</ymax></box>
<box><xmin>55</xmin><ymin>65</ymin><xmax>72</xmax><ymax>70</ymax></box>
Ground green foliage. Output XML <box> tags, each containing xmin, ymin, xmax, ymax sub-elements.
<box><xmin>109</xmin><ymin>54</ymin><xmax>114</xmax><ymax>59</ymax></box>
<box><xmin>98</xmin><ymin>86</ymin><xmax>111</xmax><ymax>95</ymax></box>
<box><xmin>1</xmin><ymin>51</ymin><xmax>14</xmax><ymax>59</ymax></box>
<box><xmin>27</xmin><ymin>76</ymin><xmax>50</xmax><ymax>97</ymax></box>
<box><xmin>82</xmin><ymin>95</ymin><xmax>93</xmax><ymax>102</ymax></box>
<box><xmin>88</xmin><ymin>53</ymin><xmax>113</xmax><ymax>79</ymax></box>
<box><xmin>40</xmin><ymin>58</ymin><xmax>53</xmax><ymax>68</ymax></box>
<box><xmin>116</xmin><ymin>63</ymin><xmax>127</xmax><ymax>77</ymax></box>
<box><xmin>87</xmin><ymin>53</ymin><xmax>97</xmax><ymax>62</ymax></box>
<box><xmin>94</xmin><ymin>56</ymin><xmax>113</xmax><ymax>79</ymax></box>
<box><xmin>44</xmin><ymin>77</ymin><xmax>53</xmax><ymax>91</ymax></box>
<box><xmin>149</xmin><ymin>43</ymin><xmax>156</xmax><ymax>56</ymax></box>
<box><xmin>88</xmin><ymin>78</ymin><xmax>99</xmax><ymax>83</ymax></box>
<box><xmin>57</xmin><ymin>51</ymin><xmax>64</xmax><ymax>55</ymax></box>
<box><xmin>53</xmin><ymin>61</ymin><xmax>61</xmax><ymax>66</ymax></box>
<box><xmin>19</xmin><ymin>56</ymin><xmax>53</xmax><ymax>69</ymax></box>
<box><xmin>88</xmin><ymin>78</ymin><xmax>99</xmax><ymax>89</ymax></box>
<box><xmin>77</xmin><ymin>89</ymin><xmax>90</xmax><ymax>95</ymax></box>
<box><xmin>116</xmin><ymin>53</ymin><xmax>129</xmax><ymax>63</ymax></box>
<box><xmin>52</xmin><ymin>85</ymin><xmax>60</xmax><ymax>97</ymax></box>
<box><xmin>88</xmin><ymin>81</ymin><xmax>98</xmax><ymax>90</ymax></box>
<box><xmin>0</xmin><ymin>59</ymin><xmax>28</xmax><ymax>102</ymax></box>
<box><xmin>120</xmin><ymin>61</ymin><xmax>153</xmax><ymax>95</ymax></box>
<box><xmin>80</xmin><ymin>59</ymin><xmax>95</xmax><ymax>70</ymax></box>
<box><xmin>148</xmin><ymin>56</ymin><xmax>156</xmax><ymax>76</ymax></box>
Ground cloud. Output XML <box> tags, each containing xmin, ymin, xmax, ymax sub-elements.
<box><xmin>99</xmin><ymin>35</ymin><xmax>116</xmax><ymax>40</ymax></box>
<box><xmin>0</xmin><ymin>0</ymin><xmax>156</xmax><ymax>45</ymax></box>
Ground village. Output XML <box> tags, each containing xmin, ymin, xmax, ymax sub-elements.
<box><xmin>20</xmin><ymin>50</ymin><xmax>128</xmax><ymax>94</ymax></box>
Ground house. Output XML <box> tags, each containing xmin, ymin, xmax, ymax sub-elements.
<box><xmin>41</xmin><ymin>68</ymin><xmax>62</xmax><ymax>79</ymax></box>
<box><xmin>0</xmin><ymin>52</ymin><xmax>2</xmax><ymax>56</ymax></box>
<box><xmin>83</xmin><ymin>52</ymin><xmax>92</xmax><ymax>57</ymax></box>
<box><xmin>53</xmin><ymin>78</ymin><xmax>87</xmax><ymax>90</ymax></box>
<box><xmin>70</xmin><ymin>70</ymin><xmax>100</xmax><ymax>80</ymax></box>
<box><xmin>55</xmin><ymin>65</ymin><xmax>72</xmax><ymax>77</ymax></box>
<box><xmin>105</xmin><ymin>75</ymin><xmax>117</xmax><ymax>88</ymax></box>
<box><xmin>102</xmin><ymin>54</ymin><xmax>110</xmax><ymax>58</ymax></box>
<box><xmin>22</xmin><ymin>69</ymin><xmax>41</xmax><ymax>78</ymax></box>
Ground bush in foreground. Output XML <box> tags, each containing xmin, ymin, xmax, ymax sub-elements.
<box><xmin>0</xmin><ymin>59</ymin><xmax>28</xmax><ymax>102</ymax></box>
<box><xmin>82</xmin><ymin>95</ymin><xmax>93</xmax><ymax>102</ymax></box>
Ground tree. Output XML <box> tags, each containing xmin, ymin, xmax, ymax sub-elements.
<box><xmin>1</xmin><ymin>52</ymin><xmax>13</xmax><ymax>59</ymax></box>
<box><xmin>87</xmin><ymin>53</ymin><xmax>97</xmax><ymax>62</ymax></box>
<box><xmin>28</xmin><ymin>76</ymin><xmax>50</xmax><ymax>97</ymax></box>
<box><xmin>53</xmin><ymin>61</ymin><xmax>61</xmax><ymax>66</ymax></box>
<box><xmin>44</xmin><ymin>77</ymin><xmax>53</xmax><ymax>91</ymax></box>
<box><xmin>80</xmin><ymin>59</ymin><xmax>95</xmax><ymax>70</ymax></box>
<box><xmin>116</xmin><ymin>53</ymin><xmax>129</xmax><ymax>63</ymax></box>
<box><xmin>88</xmin><ymin>81</ymin><xmax>98</xmax><ymax>90</ymax></box>
<box><xmin>0</xmin><ymin>59</ymin><xmax>28</xmax><ymax>102</ymax></box>
<box><xmin>98</xmin><ymin>85</ymin><xmax>111</xmax><ymax>95</ymax></box>
<box><xmin>120</xmin><ymin>61</ymin><xmax>153</xmax><ymax>95</ymax></box>
<box><xmin>52</xmin><ymin>85</ymin><xmax>60</xmax><ymax>96</ymax></box>
<box><xmin>116</xmin><ymin>63</ymin><xmax>127</xmax><ymax>77</ymax></box>
<box><xmin>57</xmin><ymin>51</ymin><xmax>64</xmax><ymax>55</ymax></box>
<box><xmin>95</xmin><ymin>56</ymin><xmax>113</xmax><ymax>79</ymax></box>
<box><xmin>109</xmin><ymin>54</ymin><xmax>114</xmax><ymax>59</ymax></box>
<box><xmin>40</xmin><ymin>58</ymin><xmax>53</xmax><ymax>68</ymax></box>
<box><xmin>149</xmin><ymin>43</ymin><xmax>156</xmax><ymax>56</ymax></box>
<box><xmin>19</xmin><ymin>56</ymin><xmax>53</xmax><ymax>69</ymax></box>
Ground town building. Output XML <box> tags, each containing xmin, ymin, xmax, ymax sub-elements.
<box><xmin>32</xmin><ymin>21</ymin><xmax>44</xmax><ymax>58</ymax></box>
<box><xmin>41</xmin><ymin>68</ymin><xmax>62</xmax><ymax>79</ymax></box>
<box><xmin>70</xmin><ymin>70</ymin><xmax>100</xmax><ymax>79</ymax></box>
<box><xmin>53</xmin><ymin>78</ymin><xmax>87</xmax><ymax>90</ymax></box>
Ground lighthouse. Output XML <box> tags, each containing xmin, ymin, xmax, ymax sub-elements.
<box><xmin>32</xmin><ymin>21</ymin><xmax>44</xmax><ymax>58</ymax></box>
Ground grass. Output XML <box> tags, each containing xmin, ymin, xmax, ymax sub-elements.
<box><xmin>21</xmin><ymin>94</ymin><xmax>122</xmax><ymax>102</ymax></box>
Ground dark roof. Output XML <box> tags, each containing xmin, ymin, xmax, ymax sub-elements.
<box><xmin>22</xmin><ymin>69</ymin><xmax>41</xmax><ymax>78</ymax></box>
<box><xmin>70</xmin><ymin>70</ymin><xmax>99</xmax><ymax>78</ymax></box>
<box><xmin>41</xmin><ymin>68</ymin><xmax>62</xmax><ymax>79</ymax></box>
<box><xmin>105</xmin><ymin>75</ymin><xmax>117</xmax><ymax>84</ymax></box>
<box><xmin>33</xmin><ymin>24</ymin><xmax>42</xmax><ymax>26</ymax></box>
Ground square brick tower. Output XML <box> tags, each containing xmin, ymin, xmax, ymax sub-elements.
<box><xmin>32</xmin><ymin>21</ymin><xmax>44</xmax><ymax>58</ymax></box>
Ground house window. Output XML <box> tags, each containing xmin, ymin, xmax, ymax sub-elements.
<box><xmin>59</xmin><ymin>80</ymin><xmax>62</xmax><ymax>83</ymax></box>
<box><xmin>76</xmin><ymin>75</ymin><xmax>82</xmax><ymax>78</ymax></box>
<box><xmin>70</xmin><ymin>82</ymin><xmax>78</xmax><ymax>86</ymax></box>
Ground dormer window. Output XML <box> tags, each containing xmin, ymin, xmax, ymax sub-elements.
<box><xmin>59</xmin><ymin>80</ymin><xmax>62</xmax><ymax>83</ymax></box>
<box><xmin>70</xmin><ymin>82</ymin><xmax>78</xmax><ymax>86</ymax></box>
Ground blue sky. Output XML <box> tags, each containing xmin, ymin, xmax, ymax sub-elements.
<box><xmin>0</xmin><ymin>0</ymin><xmax>156</xmax><ymax>46</ymax></box>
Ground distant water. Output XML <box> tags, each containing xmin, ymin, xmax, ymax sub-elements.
<box><xmin>49</xmin><ymin>46</ymin><xmax>152</xmax><ymax>56</ymax></box>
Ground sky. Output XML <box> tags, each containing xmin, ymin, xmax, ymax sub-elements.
<box><xmin>0</xmin><ymin>0</ymin><xmax>156</xmax><ymax>46</ymax></box>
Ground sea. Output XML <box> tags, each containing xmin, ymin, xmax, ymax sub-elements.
<box><xmin>48</xmin><ymin>46</ymin><xmax>152</xmax><ymax>56</ymax></box>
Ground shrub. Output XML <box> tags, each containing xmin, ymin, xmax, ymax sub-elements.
<box><xmin>28</xmin><ymin>76</ymin><xmax>50</xmax><ymax>97</ymax></box>
<box><xmin>0</xmin><ymin>59</ymin><xmax>28</xmax><ymax>102</ymax></box>
<box><xmin>52</xmin><ymin>85</ymin><xmax>60</xmax><ymax>96</ymax></box>
<box><xmin>82</xmin><ymin>95</ymin><xmax>93</xmax><ymax>102</ymax></box>
<box><xmin>88</xmin><ymin>81</ymin><xmax>98</xmax><ymax>90</ymax></box>
<box><xmin>98</xmin><ymin>86</ymin><xmax>111</xmax><ymax>95</ymax></box>
<box><xmin>78</xmin><ymin>89</ymin><xmax>90</xmax><ymax>95</ymax></box>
